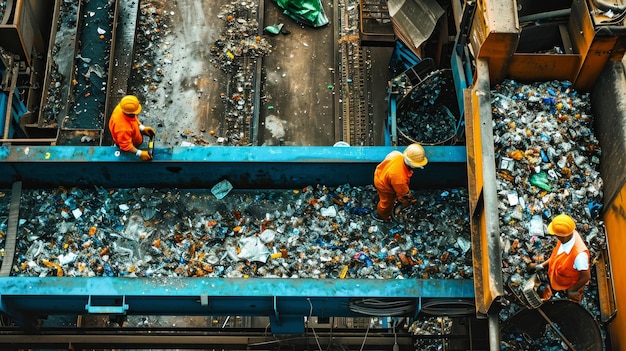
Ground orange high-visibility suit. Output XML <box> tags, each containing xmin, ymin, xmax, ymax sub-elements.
<box><xmin>373</xmin><ymin>151</ymin><xmax>414</xmax><ymax>220</ymax></box>
<box><xmin>109</xmin><ymin>104</ymin><xmax>144</xmax><ymax>152</ymax></box>
<box><xmin>547</xmin><ymin>231</ymin><xmax>590</xmax><ymax>302</ymax></box>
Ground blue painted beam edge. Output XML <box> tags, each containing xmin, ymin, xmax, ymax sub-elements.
<box><xmin>0</xmin><ymin>146</ymin><xmax>467</xmax><ymax>189</ymax></box>
<box><xmin>0</xmin><ymin>145</ymin><xmax>466</xmax><ymax>162</ymax></box>
<box><xmin>0</xmin><ymin>277</ymin><xmax>474</xmax><ymax>298</ymax></box>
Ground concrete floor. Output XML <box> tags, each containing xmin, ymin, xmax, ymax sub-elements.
<box><xmin>105</xmin><ymin>0</ymin><xmax>393</xmax><ymax>148</ymax></box>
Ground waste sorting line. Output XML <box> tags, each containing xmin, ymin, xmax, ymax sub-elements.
<box><xmin>491</xmin><ymin>80</ymin><xmax>607</xmax><ymax>348</ymax></box>
<box><xmin>0</xmin><ymin>182</ymin><xmax>20</xmax><ymax>277</ymax></box>
<box><xmin>211</xmin><ymin>2</ymin><xmax>270</xmax><ymax>145</ymax></box>
<box><xmin>63</xmin><ymin>0</ymin><xmax>119</xmax><ymax>130</ymax></box>
<box><xmin>0</xmin><ymin>144</ymin><xmax>475</xmax><ymax>333</ymax></box>
<box><xmin>39</xmin><ymin>0</ymin><xmax>80</xmax><ymax>129</ymax></box>
<box><xmin>8</xmin><ymin>184</ymin><xmax>471</xmax><ymax>280</ymax></box>
<box><xmin>338</xmin><ymin>2</ymin><xmax>374</xmax><ymax>146</ymax></box>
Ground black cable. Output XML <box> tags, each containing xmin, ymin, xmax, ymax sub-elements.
<box><xmin>420</xmin><ymin>299</ymin><xmax>475</xmax><ymax>317</ymax></box>
<box><xmin>349</xmin><ymin>299</ymin><xmax>415</xmax><ymax>316</ymax></box>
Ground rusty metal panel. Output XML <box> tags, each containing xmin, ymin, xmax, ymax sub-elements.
<box><xmin>594</xmin><ymin>248</ymin><xmax>616</xmax><ymax>324</ymax></box>
<box><xmin>592</xmin><ymin>60</ymin><xmax>626</xmax><ymax>351</ymax></box>
<box><xmin>507</xmin><ymin>54</ymin><xmax>581</xmax><ymax>82</ymax></box>
<box><xmin>469</xmin><ymin>0</ymin><xmax>519</xmax><ymax>84</ymax></box>
<box><xmin>0</xmin><ymin>0</ymin><xmax>46</xmax><ymax>66</ymax></box>
<box><xmin>603</xmin><ymin>186</ymin><xmax>626</xmax><ymax>351</ymax></box>
<box><xmin>568</xmin><ymin>0</ymin><xmax>595</xmax><ymax>57</ymax></box>
<box><xmin>575</xmin><ymin>36</ymin><xmax>619</xmax><ymax>91</ymax></box>
<box><xmin>359</xmin><ymin>0</ymin><xmax>395</xmax><ymax>46</ymax></box>
<box><xmin>466</xmin><ymin>59</ymin><xmax>503</xmax><ymax>315</ymax></box>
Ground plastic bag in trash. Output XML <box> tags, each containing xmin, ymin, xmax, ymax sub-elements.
<box><xmin>528</xmin><ymin>215</ymin><xmax>544</xmax><ymax>237</ymax></box>
<box><xmin>238</xmin><ymin>236</ymin><xmax>270</xmax><ymax>263</ymax></box>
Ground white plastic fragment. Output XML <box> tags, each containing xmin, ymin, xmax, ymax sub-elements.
<box><xmin>528</xmin><ymin>215</ymin><xmax>544</xmax><ymax>237</ymax></box>
<box><xmin>237</xmin><ymin>236</ymin><xmax>269</xmax><ymax>263</ymax></box>
<box><xmin>259</xmin><ymin>229</ymin><xmax>276</xmax><ymax>243</ymax></box>
<box><xmin>507</xmin><ymin>191</ymin><xmax>519</xmax><ymax>206</ymax></box>
<box><xmin>72</xmin><ymin>208</ymin><xmax>82</xmax><ymax>219</ymax></box>
<box><xmin>320</xmin><ymin>206</ymin><xmax>337</xmax><ymax>217</ymax></box>
<box><xmin>58</xmin><ymin>252</ymin><xmax>77</xmax><ymax>265</ymax></box>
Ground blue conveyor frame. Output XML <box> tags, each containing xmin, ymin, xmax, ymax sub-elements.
<box><xmin>0</xmin><ymin>145</ymin><xmax>471</xmax><ymax>333</ymax></box>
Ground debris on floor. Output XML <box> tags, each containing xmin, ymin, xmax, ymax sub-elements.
<box><xmin>40</xmin><ymin>0</ymin><xmax>79</xmax><ymax>128</ymax></box>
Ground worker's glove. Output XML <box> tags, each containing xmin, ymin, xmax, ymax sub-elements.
<box><xmin>398</xmin><ymin>192</ymin><xmax>417</xmax><ymax>208</ymax></box>
<box><xmin>528</xmin><ymin>262</ymin><xmax>544</xmax><ymax>272</ymax></box>
<box><xmin>566</xmin><ymin>290</ymin><xmax>583</xmax><ymax>303</ymax></box>
<box><xmin>137</xmin><ymin>150</ymin><xmax>153</xmax><ymax>161</ymax></box>
<box><xmin>142</xmin><ymin>126</ymin><xmax>156</xmax><ymax>137</ymax></box>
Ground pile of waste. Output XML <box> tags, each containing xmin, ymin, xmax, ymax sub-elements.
<box><xmin>8</xmin><ymin>184</ymin><xmax>471</xmax><ymax>280</ymax></box>
<box><xmin>492</xmin><ymin>80</ymin><xmax>606</xmax><ymax>347</ymax></box>
<box><xmin>0</xmin><ymin>1</ymin><xmax>7</xmax><ymax>23</ymax></box>
<box><xmin>396</xmin><ymin>70</ymin><xmax>459</xmax><ymax>145</ymax></box>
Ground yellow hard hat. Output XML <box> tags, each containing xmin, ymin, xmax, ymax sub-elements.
<box><xmin>120</xmin><ymin>95</ymin><xmax>142</xmax><ymax>115</ymax></box>
<box><xmin>547</xmin><ymin>214</ymin><xmax>576</xmax><ymax>237</ymax></box>
<box><xmin>403</xmin><ymin>143</ymin><xmax>428</xmax><ymax>168</ymax></box>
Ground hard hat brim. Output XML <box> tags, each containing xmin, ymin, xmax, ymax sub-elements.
<box><xmin>547</xmin><ymin>222</ymin><xmax>574</xmax><ymax>237</ymax></box>
<box><xmin>406</xmin><ymin>157</ymin><xmax>428</xmax><ymax>168</ymax></box>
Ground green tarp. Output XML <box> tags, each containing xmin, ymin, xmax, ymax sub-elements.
<box><xmin>274</xmin><ymin>0</ymin><xmax>329</xmax><ymax>27</ymax></box>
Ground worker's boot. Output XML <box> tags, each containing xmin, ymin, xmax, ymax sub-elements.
<box><xmin>371</xmin><ymin>212</ymin><xmax>392</xmax><ymax>223</ymax></box>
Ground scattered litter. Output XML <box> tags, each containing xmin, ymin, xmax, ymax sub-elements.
<box><xmin>264</xmin><ymin>23</ymin><xmax>284</xmax><ymax>35</ymax></box>
<box><xmin>211</xmin><ymin>179</ymin><xmax>233</xmax><ymax>199</ymax></box>
<box><xmin>492</xmin><ymin>80</ymin><xmax>606</xmax><ymax>346</ymax></box>
<box><xmin>9</xmin><ymin>185</ymin><xmax>471</xmax><ymax>280</ymax></box>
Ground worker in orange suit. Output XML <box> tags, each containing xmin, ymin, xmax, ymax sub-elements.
<box><xmin>109</xmin><ymin>95</ymin><xmax>156</xmax><ymax>161</ymax></box>
<box><xmin>530</xmin><ymin>214</ymin><xmax>591</xmax><ymax>303</ymax></box>
<box><xmin>372</xmin><ymin>143</ymin><xmax>428</xmax><ymax>223</ymax></box>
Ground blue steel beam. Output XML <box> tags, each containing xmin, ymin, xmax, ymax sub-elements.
<box><xmin>0</xmin><ymin>277</ymin><xmax>474</xmax><ymax>316</ymax></box>
<box><xmin>0</xmin><ymin>146</ymin><xmax>467</xmax><ymax>189</ymax></box>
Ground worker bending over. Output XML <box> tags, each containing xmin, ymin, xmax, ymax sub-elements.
<box><xmin>372</xmin><ymin>143</ymin><xmax>428</xmax><ymax>223</ymax></box>
<box><xmin>531</xmin><ymin>214</ymin><xmax>591</xmax><ymax>303</ymax></box>
<box><xmin>109</xmin><ymin>95</ymin><xmax>156</xmax><ymax>161</ymax></box>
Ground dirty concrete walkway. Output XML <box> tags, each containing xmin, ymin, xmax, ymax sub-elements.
<box><xmin>111</xmin><ymin>0</ymin><xmax>392</xmax><ymax>148</ymax></box>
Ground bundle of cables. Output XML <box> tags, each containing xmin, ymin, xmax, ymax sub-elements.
<box><xmin>348</xmin><ymin>299</ymin><xmax>416</xmax><ymax>316</ymax></box>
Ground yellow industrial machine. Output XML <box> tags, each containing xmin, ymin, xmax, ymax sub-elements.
<box><xmin>465</xmin><ymin>0</ymin><xmax>626</xmax><ymax>349</ymax></box>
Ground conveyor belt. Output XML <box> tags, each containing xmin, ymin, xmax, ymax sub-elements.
<box><xmin>62</xmin><ymin>0</ymin><xmax>119</xmax><ymax>133</ymax></box>
<box><xmin>38</xmin><ymin>0</ymin><xmax>78</xmax><ymax>130</ymax></box>
<box><xmin>339</xmin><ymin>1</ymin><xmax>375</xmax><ymax>146</ymax></box>
<box><xmin>223</xmin><ymin>54</ymin><xmax>257</xmax><ymax>145</ymax></box>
